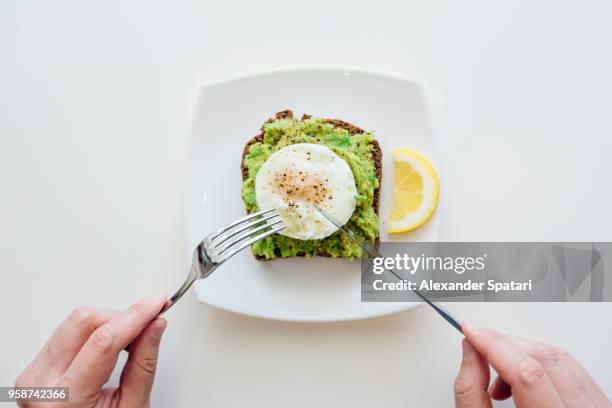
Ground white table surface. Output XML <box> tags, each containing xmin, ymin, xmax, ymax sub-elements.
<box><xmin>2</xmin><ymin>1</ymin><xmax>612</xmax><ymax>406</ymax></box>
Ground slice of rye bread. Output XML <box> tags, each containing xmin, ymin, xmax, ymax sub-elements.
<box><xmin>241</xmin><ymin>109</ymin><xmax>382</xmax><ymax>260</ymax></box>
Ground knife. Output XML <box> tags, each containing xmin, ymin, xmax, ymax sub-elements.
<box><xmin>316</xmin><ymin>206</ymin><xmax>462</xmax><ymax>333</ymax></box>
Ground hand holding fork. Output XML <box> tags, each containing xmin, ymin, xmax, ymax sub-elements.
<box><xmin>158</xmin><ymin>208</ymin><xmax>284</xmax><ymax>315</ymax></box>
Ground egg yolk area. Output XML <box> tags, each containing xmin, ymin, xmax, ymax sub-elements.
<box><xmin>271</xmin><ymin>168</ymin><xmax>331</xmax><ymax>205</ymax></box>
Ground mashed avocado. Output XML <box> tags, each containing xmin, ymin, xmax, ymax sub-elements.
<box><xmin>241</xmin><ymin>117</ymin><xmax>379</xmax><ymax>259</ymax></box>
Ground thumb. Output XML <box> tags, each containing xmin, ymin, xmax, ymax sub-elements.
<box><xmin>454</xmin><ymin>340</ymin><xmax>492</xmax><ymax>408</ymax></box>
<box><xmin>118</xmin><ymin>318</ymin><xmax>167</xmax><ymax>407</ymax></box>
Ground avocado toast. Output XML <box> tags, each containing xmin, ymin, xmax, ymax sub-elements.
<box><xmin>241</xmin><ymin>110</ymin><xmax>381</xmax><ymax>260</ymax></box>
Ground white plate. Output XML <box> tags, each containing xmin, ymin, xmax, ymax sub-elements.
<box><xmin>185</xmin><ymin>68</ymin><xmax>439</xmax><ymax>322</ymax></box>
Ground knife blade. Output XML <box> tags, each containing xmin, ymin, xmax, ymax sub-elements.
<box><xmin>316</xmin><ymin>205</ymin><xmax>462</xmax><ymax>333</ymax></box>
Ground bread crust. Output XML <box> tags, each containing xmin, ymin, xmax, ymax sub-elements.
<box><xmin>241</xmin><ymin>110</ymin><xmax>382</xmax><ymax>260</ymax></box>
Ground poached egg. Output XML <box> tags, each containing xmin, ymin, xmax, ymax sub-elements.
<box><xmin>255</xmin><ymin>143</ymin><xmax>357</xmax><ymax>240</ymax></box>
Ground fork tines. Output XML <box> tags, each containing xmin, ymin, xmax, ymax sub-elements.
<box><xmin>205</xmin><ymin>208</ymin><xmax>284</xmax><ymax>263</ymax></box>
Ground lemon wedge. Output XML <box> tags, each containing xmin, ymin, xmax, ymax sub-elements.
<box><xmin>388</xmin><ymin>148</ymin><xmax>439</xmax><ymax>233</ymax></box>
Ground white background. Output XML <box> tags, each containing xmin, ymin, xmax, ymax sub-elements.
<box><xmin>1</xmin><ymin>1</ymin><xmax>612</xmax><ymax>407</ymax></box>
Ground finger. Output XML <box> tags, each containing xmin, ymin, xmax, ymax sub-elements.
<box><xmin>462</xmin><ymin>321</ymin><xmax>564</xmax><ymax>408</ymax></box>
<box><xmin>565</xmin><ymin>356</ymin><xmax>612</xmax><ymax>407</ymax></box>
<box><xmin>118</xmin><ymin>318</ymin><xmax>167</xmax><ymax>407</ymax></box>
<box><xmin>62</xmin><ymin>293</ymin><xmax>167</xmax><ymax>399</ymax></box>
<box><xmin>29</xmin><ymin>308</ymin><xmax>119</xmax><ymax>379</ymax></box>
<box><xmin>509</xmin><ymin>337</ymin><xmax>600</xmax><ymax>407</ymax></box>
<box><xmin>454</xmin><ymin>340</ymin><xmax>492</xmax><ymax>408</ymax></box>
<box><xmin>489</xmin><ymin>376</ymin><xmax>512</xmax><ymax>401</ymax></box>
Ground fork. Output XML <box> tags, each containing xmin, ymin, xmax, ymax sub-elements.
<box><xmin>158</xmin><ymin>208</ymin><xmax>284</xmax><ymax>315</ymax></box>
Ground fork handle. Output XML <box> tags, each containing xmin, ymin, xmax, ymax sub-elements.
<box><xmin>125</xmin><ymin>262</ymin><xmax>202</xmax><ymax>351</ymax></box>
<box><xmin>156</xmin><ymin>262</ymin><xmax>201</xmax><ymax>317</ymax></box>
<box><xmin>156</xmin><ymin>279</ymin><xmax>194</xmax><ymax>316</ymax></box>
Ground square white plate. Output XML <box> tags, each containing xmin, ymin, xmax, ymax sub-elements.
<box><xmin>185</xmin><ymin>68</ymin><xmax>439</xmax><ymax>322</ymax></box>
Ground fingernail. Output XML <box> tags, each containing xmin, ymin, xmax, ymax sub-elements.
<box><xmin>151</xmin><ymin>318</ymin><xmax>167</xmax><ymax>339</ymax></box>
<box><xmin>464</xmin><ymin>320</ymin><xmax>484</xmax><ymax>331</ymax></box>
<box><xmin>147</xmin><ymin>291</ymin><xmax>167</xmax><ymax>302</ymax></box>
<box><xmin>462</xmin><ymin>340</ymin><xmax>475</xmax><ymax>358</ymax></box>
